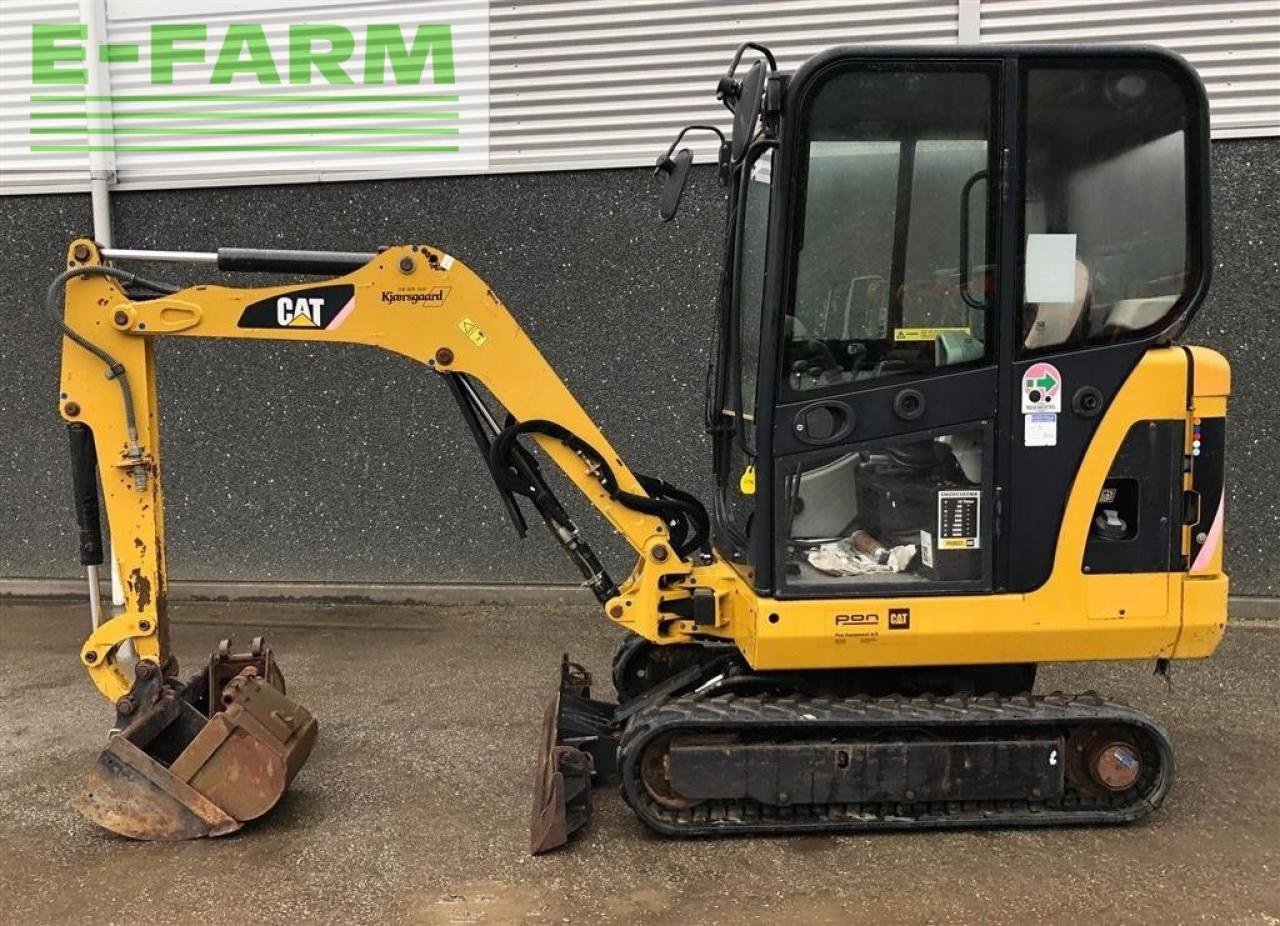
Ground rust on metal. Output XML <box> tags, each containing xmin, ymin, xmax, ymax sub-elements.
<box><xmin>529</xmin><ymin>658</ymin><xmax>600</xmax><ymax>855</ymax></box>
<box><xmin>1067</xmin><ymin>725</ymin><xmax>1144</xmax><ymax>796</ymax></box>
<box><xmin>128</xmin><ymin>567</ymin><xmax>152</xmax><ymax>610</ymax></box>
<box><xmin>530</xmin><ymin>692</ymin><xmax>571</xmax><ymax>855</ymax></box>
<box><xmin>74</xmin><ymin>739</ymin><xmax>239</xmax><ymax>840</ymax></box>
<box><xmin>638</xmin><ymin>734</ymin><xmax>701</xmax><ymax>810</ymax></box>
<box><xmin>1092</xmin><ymin>742</ymin><xmax>1142</xmax><ymax>791</ymax></box>
<box><xmin>72</xmin><ymin>639</ymin><xmax>317</xmax><ymax>841</ymax></box>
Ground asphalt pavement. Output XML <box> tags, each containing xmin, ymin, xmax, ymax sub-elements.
<box><xmin>0</xmin><ymin>598</ymin><xmax>1276</xmax><ymax>925</ymax></box>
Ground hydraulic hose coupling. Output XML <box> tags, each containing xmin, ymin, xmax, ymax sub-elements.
<box><xmin>127</xmin><ymin>439</ymin><xmax>148</xmax><ymax>491</ymax></box>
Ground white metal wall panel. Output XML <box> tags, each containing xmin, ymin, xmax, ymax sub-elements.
<box><xmin>0</xmin><ymin>0</ymin><xmax>90</xmax><ymax>191</ymax></box>
<box><xmin>488</xmin><ymin>0</ymin><xmax>960</xmax><ymax>171</ymax></box>
<box><xmin>979</xmin><ymin>0</ymin><xmax>1280</xmax><ymax>138</ymax></box>
<box><xmin>97</xmin><ymin>0</ymin><xmax>489</xmax><ymax>185</ymax></box>
<box><xmin>2</xmin><ymin>0</ymin><xmax>1278</xmax><ymax>194</ymax></box>
<box><xmin>2</xmin><ymin>0</ymin><xmax>488</xmax><ymax>193</ymax></box>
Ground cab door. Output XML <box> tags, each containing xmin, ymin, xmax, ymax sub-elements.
<box><xmin>758</xmin><ymin>58</ymin><xmax>1004</xmax><ymax>598</ymax></box>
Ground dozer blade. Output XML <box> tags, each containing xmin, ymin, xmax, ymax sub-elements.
<box><xmin>73</xmin><ymin>639</ymin><xmax>317</xmax><ymax>840</ymax></box>
<box><xmin>529</xmin><ymin>656</ymin><xmax>618</xmax><ymax>855</ymax></box>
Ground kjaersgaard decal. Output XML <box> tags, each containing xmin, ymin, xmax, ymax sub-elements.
<box><xmin>381</xmin><ymin>287</ymin><xmax>450</xmax><ymax>305</ymax></box>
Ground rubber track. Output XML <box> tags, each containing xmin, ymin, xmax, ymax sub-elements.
<box><xmin>619</xmin><ymin>690</ymin><xmax>1174</xmax><ymax>837</ymax></box>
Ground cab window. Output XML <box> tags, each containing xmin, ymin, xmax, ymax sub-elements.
<box><xmin>1021</xmin><ymin>63</ymin><xmax>1194</xmax><ymax>351</ymax></box>
<box><xmin>785</xmin><ymin>68</ymin><xmax>996</xmax><ymax>397</ymax></box>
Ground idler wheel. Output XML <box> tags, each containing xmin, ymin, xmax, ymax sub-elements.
<box><xmin>639</xmin><ymin>735</ymin><xmax>702</xmax><ymax>810</ymax></box>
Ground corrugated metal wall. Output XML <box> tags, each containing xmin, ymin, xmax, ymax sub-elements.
<box><xmin>89</xmin><ymin>0</ymin><xmax>489</xmax><ymax>186</ymax></box>
<box><xmin>0</xmin><ymin>0</ymin><xmax>85</xmax><ymax>190</ymax></box>
<box><xmin>489</xmin><ymin>0</ymin><xmax>958</xmax><ymax>171</ymax></box>
<box><xmin>978</xmin><ymin>0</ymin><xmax>1280</xmax><ymax>138</ymax></box>
<box><xmin>1</xmin><ymin>0</ymin><xmax>1277</xmax><ymax>193</ymax></box>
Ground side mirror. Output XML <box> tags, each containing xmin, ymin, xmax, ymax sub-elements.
<box><xmin>654</xmin><ymin>148</ymin><xmax>694</xmax><ymax>222</ymax></box>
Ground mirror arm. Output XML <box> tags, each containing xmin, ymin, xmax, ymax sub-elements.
<box><xmin>717</xmin><ymin>42</ymin><xmax>777</xmax><ymax>111</ymax></box>
<box><xmin>655</xmin><ymin>124</ymin><xmax>727</xmax><ymax>170</ymax></box>
<box><xmin>724</xmin><ymin>42</ymin><xmax>778</xmax><ymax>80</ymax></box>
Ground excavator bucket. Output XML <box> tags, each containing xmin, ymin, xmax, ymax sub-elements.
<box><xmin>529</xmin><ymin>656</ymin><xmax>618</xmax><ymax>854</ymax></box>
<box><xmin>73</xmin><ymin>638</ymin><xmax>317</xmax><ymax>840</ymax></box>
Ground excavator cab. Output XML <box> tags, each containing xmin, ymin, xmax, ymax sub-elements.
<box><xmin>703</xmin><ymin>45</ymin><xmax>1212</xmax><ymax>603</ymax></box>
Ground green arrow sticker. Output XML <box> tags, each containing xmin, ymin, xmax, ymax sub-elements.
<box><xmin>1022</xmin><ymin>362</ymin><xmax>1063</xmax><ymax>413</ymax></box>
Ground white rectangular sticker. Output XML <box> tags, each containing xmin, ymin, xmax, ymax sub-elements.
<box><xmin>1025</xmin><ymin>234</ymin><xmax>1078</xmax><ymax>303</ymax></box>
<box><xmin>919</xmin><ymin>530</ymin><xmax>934</xmax><ymax>569</ymax></box>
<box><xmin>936</xmin><ymin>490</ymin><xmax>981</xmax><ymax>551</ymax></box>
<box><xmin>1025</xmin><ymin>412</ymin><xmax>1058</xmax><ymax>447</ymax></box>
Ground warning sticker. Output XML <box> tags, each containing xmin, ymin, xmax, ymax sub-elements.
<box><xmin>458</xmin><ymin>317</ymin><xmax>487</xmax><ymax>347</ymax></box>
<box><xmin>1021</xmin><ymin>361</ymin><xmax>1062</xmax><ymax>413</ymax></box>
<box><xmin>919</xmin><ymin>530</ymin><xmax>934</xmax><ymax>568</ymax></box>
<box><xmin>894</xmin><ymin>326</ymin><xmax>970</xmax><ymax>342</ymax></box>
<box><xmin>937</xmin><ymin>490</ymin><xmax>981</xmax><ymax>550</ymax></box>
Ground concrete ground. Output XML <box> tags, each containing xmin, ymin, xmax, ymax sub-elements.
<box><xmin>0</xmin><ymin>599</ymin><xmax>1276</xmax><ymax>925</ymax></box>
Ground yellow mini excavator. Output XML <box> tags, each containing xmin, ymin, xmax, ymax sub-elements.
<box><xmin>53</xmin><ymin>43</ymin><xmax>1229</xmax><ymax>850</ymax></box>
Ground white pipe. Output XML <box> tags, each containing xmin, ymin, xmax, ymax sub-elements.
<box><xmin>958</xmin><ymin>0</ymin><xmax>981</xmax><ymax>44</ymax></box>
<box><xmin>80</xmin><ymin>0</ymin><xmax>124</xmax><ymax>611</ymax></box>
<box><xmin>102</xmin><ymin>248</ymin><xmax>219</xmax><ymax>265</ymax></box>
<box><xmin>86</xmin><ymin>564</ymin><xmax>103</xmax><ymax>629</ymax></box>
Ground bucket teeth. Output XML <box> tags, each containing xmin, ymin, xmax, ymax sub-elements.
<box><xmin>73</xmin><ymin>640</ymin><xmax>317</xmax><ymax>840</ymax></box>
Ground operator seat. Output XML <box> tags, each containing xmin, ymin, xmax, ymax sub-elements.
<box><xmin>1024</xmin><ymin>259</ymin><xmax>1091</xmax><ymax>349</ymax></box>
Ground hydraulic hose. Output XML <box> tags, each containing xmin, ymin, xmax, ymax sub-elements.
<box><xmin>491</xmin><ymin>419</ymin><xmax>710</xmax><ymax>558</ymax></box>
<box><xmin>47</xmin><ymin>264</ymin><xmax>178</xmax><ymax>488</ymax></box>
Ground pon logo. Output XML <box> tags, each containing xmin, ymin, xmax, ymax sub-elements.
<box><xmin>238</xmin><ymin>284</ymin><xmax>356</xmax><ymax>331</ymax></box>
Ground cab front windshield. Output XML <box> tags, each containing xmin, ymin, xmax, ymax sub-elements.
<box><xmin>785</xmin><ymin>69</ymin><xmax>995</xmax><ymax>396</ymax></box>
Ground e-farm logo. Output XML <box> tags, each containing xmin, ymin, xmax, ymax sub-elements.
<box><xmin>28</xmin><ymin>22</ymin><xmax>461</xmax><ymax>155</ymax></box>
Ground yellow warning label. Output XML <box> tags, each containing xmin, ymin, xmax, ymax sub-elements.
<box><xmin>738</xmin><ymin>464</ymin><xmax>756</xmax><ymax>496</ymax></box>
<box><xmin>938</xmin><ymin>537</ymin><xmax>978</xmax><ymax>550</ymax></box>
<box><xmin>459</xmin><ymin>317</ymin><xmax>487</xmax><ymax>347</ymax></box>
<box><xmin>894</xmin><ymin>327</ymin><xmax>970</xmax><ymax>342</ymax></box>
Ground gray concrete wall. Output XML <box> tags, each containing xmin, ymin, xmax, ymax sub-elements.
<box><xmin>1</xmin><ymin>139</ymin><xmax>1276</xmax><ymax>595</ymax></box>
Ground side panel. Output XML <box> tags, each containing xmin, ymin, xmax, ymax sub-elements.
<box><xmin>740</xmin><ymin>347</ymin><xmax>1227</xmax><ymax>670</ymax></box>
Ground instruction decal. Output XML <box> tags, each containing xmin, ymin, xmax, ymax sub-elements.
<box><xmin>238</xmin><ymin>284</ymin><xmax>355</xmax><ymax>330</ymax></box>
<box><xmin>894</xmin><ymin>326</ymin><xmax>970</xmax><ymax>342</ymax></box>
<box><xmin>1021</xmin><ymin>362</ymin><xmax>1062</xmax><ymax>413</ymax></box>
<box><xmin>458</xmin><ymin>317</ymin><xmax>487</xmax><ymax>346</ymax></box>
<box><xmin>937</xmin><ymin>490</ymin><xmax>981</xmax><ymax>550</ymax></box>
